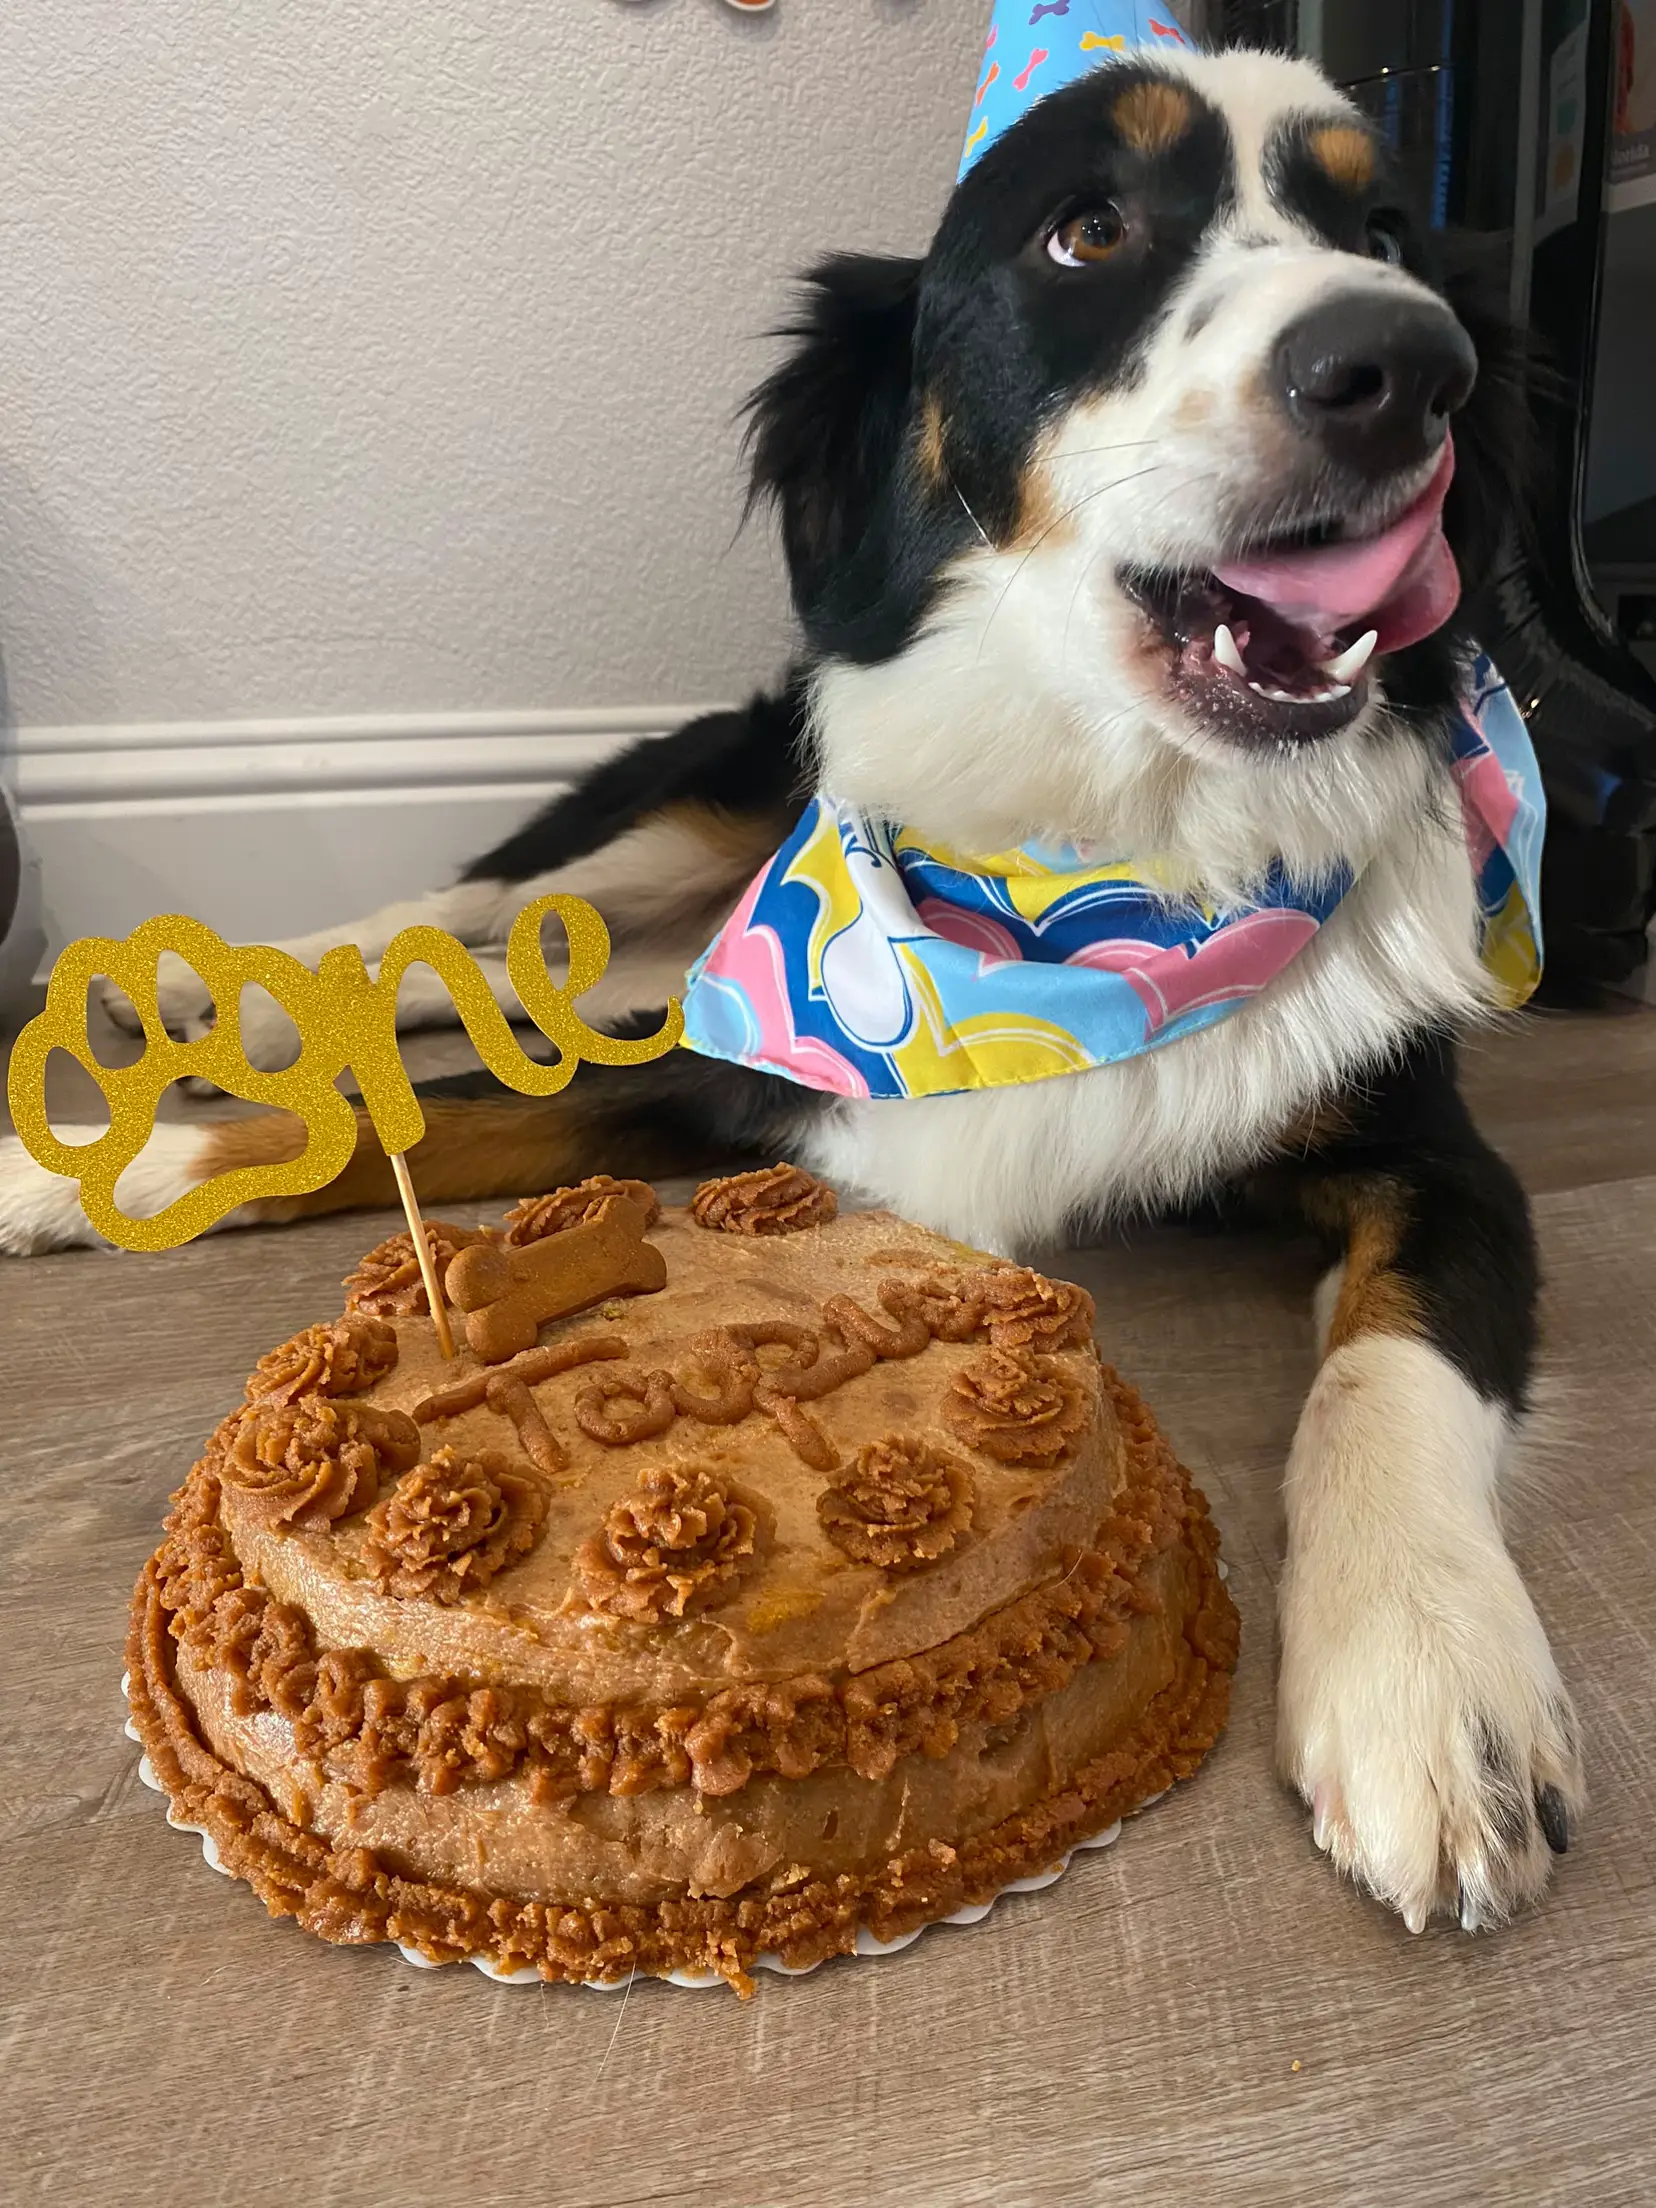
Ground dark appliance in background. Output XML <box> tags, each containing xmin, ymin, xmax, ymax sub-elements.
<box><xmin>1211</xmin><ymin>0</ymin><xmax>1656</xmax><ymax>1001</ymax></box>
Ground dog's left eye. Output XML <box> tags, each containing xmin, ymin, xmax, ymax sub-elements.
<box><xmin>1046</xmin><ymin>206</ymin><xmax>1127</xmax><ymax>268</ymax></box>
<box><xmin>1365</xmin><ymin>218</ymin><xmax>1405</xmax><ymax>264</ymax></box>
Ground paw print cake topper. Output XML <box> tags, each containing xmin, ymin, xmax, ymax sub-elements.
<box><xmin>6</xmin><ymin>896</ymin><xmax>683</xmax><ymax>1322</ymax></box>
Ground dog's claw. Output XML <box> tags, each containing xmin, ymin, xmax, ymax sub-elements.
<box><xmin>1311</xmin><ymin>1784</ymin><xmax>1337</xmax><ymax>1853</ymax></box>
<box><xmin>1535</xmin><ymin>1783</ymin><xmax>1571</xmax><ymax>1856</ymax></box>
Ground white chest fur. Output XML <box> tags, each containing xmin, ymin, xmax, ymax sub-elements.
<box><xmin>801</xmin><ymin>782</ymin><xmax>1493</xmax><ymax>1255</ymax></box>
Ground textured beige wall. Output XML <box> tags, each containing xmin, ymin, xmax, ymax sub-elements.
<box><xmin>0</xmin><ymin>1</ymin><xmax>978</xmax><ymax>728</ymax></box>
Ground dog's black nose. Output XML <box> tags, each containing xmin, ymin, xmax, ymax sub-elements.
<box><xmin>1272</xmin><ymin>293</ymin><xmax>1477</xmax><ymax>477</ymax></box>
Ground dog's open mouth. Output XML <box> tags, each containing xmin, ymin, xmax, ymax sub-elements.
<box><xmin>1123</xmin><ymin>440</ymin><xmax>1460</xmax><ymax>744</ymax></box>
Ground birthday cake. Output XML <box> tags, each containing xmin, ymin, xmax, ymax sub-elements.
<box><xmin>125</xmin><ymin>1169</ymin><xmax>1238</xmax><ymax>1991</ymax></box>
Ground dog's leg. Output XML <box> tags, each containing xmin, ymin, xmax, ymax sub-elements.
<box><xmin>10</xmin><ymin>683</ymin><xmax>808</xmax><ymax>1253</ymax></box>
<box><xmin>95</xmin><ymin>877</ymin><xmax>525</xmax><ymax>1071</ymax></box>
<box><xmin>95</xmin><ymin>687</ymin><xmax>805</xmax><ymax>1072</ymax></box>
<box><xmin>1273</xmin><ymin>1045</ymin><xmax>1583</xmax><ymax>1931</ymax></box>
<box><xmin>0</xmin><ymin>1027</ymin><xmax>821</xmax><ymax>1254</ymax></box>
<box><xmin>102</xmin><ymin>873</ymin><xmax>699</xmax><ymax>1078</ymax></box>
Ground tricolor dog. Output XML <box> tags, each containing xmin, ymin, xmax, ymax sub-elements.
<box><xmin>0</xmin><ymin>40</ymin><xmax>1581</xmax><ymax>1935</ymax></box>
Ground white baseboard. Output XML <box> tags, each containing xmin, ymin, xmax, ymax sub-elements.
<box><xmin>10</xmin><ymin>703</ymin><xmax>721</xmax><ymax>955</ymax></box>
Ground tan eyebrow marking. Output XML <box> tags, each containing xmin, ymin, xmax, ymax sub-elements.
<box><xmin>1308</xmin><ymin>123</ymin><xmax>1377</xmax><ymax>190</ymax></box>
<box><xmin>1114</xmin><ymin>80</ymin><xmax>1193</xmax><ymax>156</ymax></box>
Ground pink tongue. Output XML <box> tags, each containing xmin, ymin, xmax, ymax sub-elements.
<box><xmin>1211</xmin><ymin>438</ymin><xmax>1460</xmax><ymax>655</ymax></box>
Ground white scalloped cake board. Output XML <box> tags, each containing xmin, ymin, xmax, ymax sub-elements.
<box><xmin>120</xmin><ymin>1556</ymin><xmax>1225</xmax><ymax>1992</ymax></box>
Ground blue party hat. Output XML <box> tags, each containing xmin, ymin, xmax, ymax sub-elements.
<box><xmin>960</xmin><ymin>1</ymin><xmax>1193</xmax><ymax>180</ymax></box>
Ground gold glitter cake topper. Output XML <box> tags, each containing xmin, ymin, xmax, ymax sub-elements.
<box><xmin>6</xmin><ymin>895</ymin><xmax>683</xmax><ymax>1260</ymax></box>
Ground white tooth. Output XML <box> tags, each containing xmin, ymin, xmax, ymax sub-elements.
<box><xmin>1323</xmin><ymin>629</ymin><xmax>1378</xmax><ymax>683</ymax></box>
<box><xmin>1213</xmin><ymin>622</ymin><xmax>1247</xmax><ymax>677</ymax></box>
<box><xmin>1305</xmin><ymin>682</ymin><xmax>1351</xmax><ymax>703</ymax></box>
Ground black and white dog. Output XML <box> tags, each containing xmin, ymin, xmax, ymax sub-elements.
<box><xmin>1</xmin><ymin>47</ymin><xmax>1581</xmax><ymax>1932</ymax></box>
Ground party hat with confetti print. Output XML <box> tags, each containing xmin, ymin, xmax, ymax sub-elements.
<box><xmin>961</xmin><ymin>0</ymin><xmax>1191</xmax><ymax>179</ymax></box>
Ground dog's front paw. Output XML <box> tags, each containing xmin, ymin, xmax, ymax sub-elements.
<box><xmin>0</xmin><ymin>1125</ymin><xmax>216</xmax><ymax>1255</ymax></box>
<box><xmin>98</xmin><ymin>951</ymin><xmax>217</xmax><ymax>1043</ymax></box>
<box><xmin>0</xmin><ymin>1133</ymin><xmax>113</xmax><ymax>1254</ymax></box>
<box><xmin>98</xmin><ymin>952</ymin><xmax>299</xmax><ymax>1084</ymax></box>
<box><xmin>1278</xmin><ymin>1536</ymin><xmax>1583</xmax><ymax>1932</ymax></box>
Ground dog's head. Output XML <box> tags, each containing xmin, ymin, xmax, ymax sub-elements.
<box><xmin>748</xmin><ymin>48</ymin><xmax>1522</xmax><ymax>889</ymax></box>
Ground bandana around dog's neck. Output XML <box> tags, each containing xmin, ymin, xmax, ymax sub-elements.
<box><xmin>679</xmin><ymin>657</ymin><xmax>1545</xmax><ymax>1102</ymax></box>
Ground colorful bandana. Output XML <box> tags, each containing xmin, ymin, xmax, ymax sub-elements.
<box><xmin>679</xmin><ymin>659</ymin><xmax>1545</xmax><ymax>1102</ymax></box>
<box><xmin>961</xmin><ymin>1</ymin><xmax>1193</xmax><ymax>181</ymax></box>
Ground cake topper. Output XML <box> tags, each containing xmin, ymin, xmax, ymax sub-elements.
<box><xmin>6</xmin><ymin>894</ymin><xmax>683</xmax><ymax>1351</ymax></box>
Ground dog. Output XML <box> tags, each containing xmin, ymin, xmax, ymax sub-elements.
<box><xmin>0</xmin><ymin>44</ymin><xmax>1582</xmax><ymax>1934</ymax></box>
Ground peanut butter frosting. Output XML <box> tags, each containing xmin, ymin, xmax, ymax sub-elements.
<box><xmin>690</xmin><ymin>1164</ymin><xmax>838</xmax><ymax>1235</ymax></box>
<box><xmin>127</xmin><ymin>1178</ymin><xmax>1238</xmax><ymax>1991</ymax></box>
<box><xmin>505</xmin><ymin>1176</ymin><xmax>662</xmax><ymax>1242</ymax></box>
<box><xmin>817</xmin><ymin>1437</ymin><xmax>975</xmax><ymax>1572</ymax></box>
<box><xmin>245</xmin><ymin>1314</ymin><xmax>399</xmax><ymax>1405</ymax></box>
<box><xmin>362</xmin><ymin>1448</ymin><xmax>547</xmax><ymax>1603</ymax></box>
<box><xmin>343</xmin><ymin>1224</ymin><xmax>496</xmax><ymax>1319</ymax></box>
<box><xmin>573</xmin><ymin>1462</ymin><xmax>763</xmax><ymax>1622</ymax></box>
<box><xmin>225</xmin><ymin>1397</ymin><xmax>420</xmax><ymax>1530</ymax></box>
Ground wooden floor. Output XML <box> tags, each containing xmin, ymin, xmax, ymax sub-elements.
<box><xmin>1</xmin><ymin>1007</ymin><xmax>1653</xmax><ymax>2208</ymax></box>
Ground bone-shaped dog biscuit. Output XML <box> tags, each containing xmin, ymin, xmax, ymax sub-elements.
<box><xmin>445</xmin><ymin>1195</ymin><xmax>667</xmax><ymax>1362</ymax></box>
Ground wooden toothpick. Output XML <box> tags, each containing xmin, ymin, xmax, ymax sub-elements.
<box><xmin>389</xmin><ymin>1148</ymin><xmax>456</xmax><ymax>1359</ymax></box>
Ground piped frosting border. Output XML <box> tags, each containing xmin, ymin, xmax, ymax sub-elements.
<box><xmin>125</xmin><ymin>1374</ymin><xmax>1237</xmax><ymax>1995</ymax></box>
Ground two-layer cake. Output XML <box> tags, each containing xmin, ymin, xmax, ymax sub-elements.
<box><xmin>126</xmin><ymin>1167</ymin><xmax>1238</xmax><ymax>1991</ymax></box>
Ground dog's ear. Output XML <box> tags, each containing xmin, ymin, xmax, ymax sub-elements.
<box><xmin>745</xmin><ymin>254</ymin><xmax>921</xmax><ymax>616</ymax></box>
